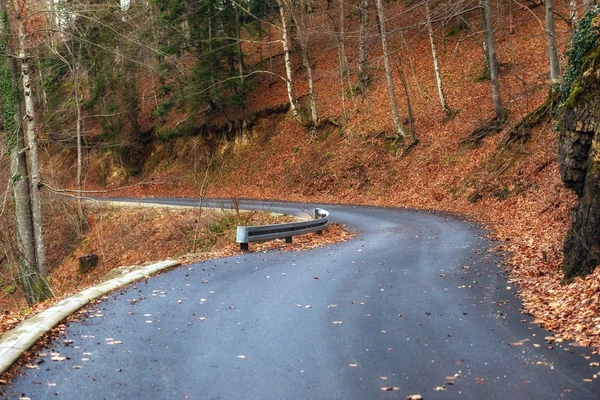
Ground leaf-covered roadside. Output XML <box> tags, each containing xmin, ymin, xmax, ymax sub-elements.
<box><xmin>0</xmin><ymin>205</ymin><xmax>353</xmax><ymax>338</ymax></box>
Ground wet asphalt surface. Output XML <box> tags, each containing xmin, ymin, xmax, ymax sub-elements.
<box><xmin>3</xmin><ymin>198</ymin><xmax>600</xmax><ymax>399</ymax></box>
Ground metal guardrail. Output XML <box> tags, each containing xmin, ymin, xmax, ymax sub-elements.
<box><xmin>236</xmin><ymin>208</ymin><xmax>329</xmax><ymax>251</ymax></box>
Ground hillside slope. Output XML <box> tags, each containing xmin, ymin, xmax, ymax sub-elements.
<box><xmin>54</xmin><ymin>1</ymin><xmax>600</xmax><ymax>349</ymax></box>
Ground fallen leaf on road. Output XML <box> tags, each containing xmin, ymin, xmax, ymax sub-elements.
<box><xmin>406</xmin><ymin>394</ymin><xmax>422</xmax><ymax>400</ymax></box>
<box><xmin>434</xmin><ymin>386</ymin><xmax>446</xmax><ymax>391</ymax></box>
<box><xmin>332</xmin><ymin>321</ymin><xmax>343</xmax><ymax>325</ymax></box>
<box><xmin>475</xmin><ymin>378</ymin><xmax>486</xmax><ymax>384</ymax></box>
<box><xmin>25</xmin><ymin>364</ymin><xmax>39</xmax><ymax>369</ymax></box>
<box><xmin>51</xmin><ymin>355</ymin><xmax>66</xmax><ymax>361</ymax></box>
<box><xmin>380</xmin><ymin>387</ymin><xmax>399</xmax><ymax>391</ymax></box>
<box><xmin>590</xmin><ymin>362</ymin><xmax>599</xmax><ymax>367</ymax></box>
<box><xmin>237</xmin><ymin>355</ymin><xmax>247</xmax><ymax>359</ymax></box>
<box><xmin>349</xmin><ymin>364</ymin><xmax>357</xmax><ymax>367</ymax></box>
<box><xmin>380</xmin><ymin>376</ymin><xmax>388</xmax><ymax>380</ymax></box>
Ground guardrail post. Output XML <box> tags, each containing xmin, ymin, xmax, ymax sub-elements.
<box><xmin>240</xmin><ymin>243</ymin><xmax>249</xmax><ymax>251</ymax></box>
<box><xmin>285</xmin><ymin>236</ymin><xmax>292</xmax><ymax>243</ymax></box>
<box><xmin>315</xmin><ymin>208</ymin><xmax>324</xmax><ymax>235</ymax></box>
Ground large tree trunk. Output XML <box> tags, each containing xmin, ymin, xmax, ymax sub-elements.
<box><xmin>0</xmin><ymin>3</ymin><xmax>51</xmax><ymax>303</ymax></box>
<box><xmin>277</xmin><ymin>0</ymin><xmax>301</xmax><ymax>122</ymax></box>
<box><xmin>14</xmin><ymin>3</ymin><xmax>48</xmax><ymax>282</ymax></box>
<box><xmin>483</xmin><ymin>0</ymin><xmax>505</xmax><ymax>120</ymax></box>
<box><xmin>426</xmin><ymin>2</ymin><xmax>451</xmax><ymax>116</ymax></box>
<box><xmin>375</xmin><ymin>0</ymin><xmax>406</xmax><ymax>140</ymax></box>
<box><xmin>546</xmin><ymin>0</ymin><xmax>560</xmax><ymax>84</ymax></box>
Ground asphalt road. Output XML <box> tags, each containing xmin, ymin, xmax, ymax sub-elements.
<box><xmin>4</xmin><ymin>199</ymin><xmax>600</xmax><ymax>399</ymax></box>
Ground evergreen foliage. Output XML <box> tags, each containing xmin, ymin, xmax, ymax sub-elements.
<box><xmin>559</xmin><ymin>6</ymin><xmax>600</xmax><ymax>104</ymax></box>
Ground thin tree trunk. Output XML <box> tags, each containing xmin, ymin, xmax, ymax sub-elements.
<box><xmin>375</xmin><ymin>0</ymin><xmax>406</xmax><ymax>140</ymax></box>
<box><xmin>483</xmin><ymin>0</ymin><xmax>505</xmax><ymax>119</ymax></box>
<box><xmin>546</xmin><ymin>0</ymin><xmax>560</xmax><ymax>84</ymax></box>
<box><xmin>277</xmin><ymin>0</ymin><xmax>300</xmax><ymax>122</ymax></box>
<box><xmin>268</xmin><ymin>22</ymin><xmax>274</xmax><ymax>84</ymax></box>
<box><xmin>398</xmin><ymin>65</ymin><xmax>416</xmax><ymax>142</ymax></box>
<box><xmin>358</xmin><ymin>0</ymin><xmax>370</xmax><ymax>90</ymax></box>
<box><xmin>508</xmin><ymin>0</ymin><xmax>514</xmax><ymax>33</ymax></box>
<box><xmin>74</xmin><ymin>64</ymin><xmax>84</xmax><ymax>222</ymax></box>
<box><xmin>426</xmin><ymin>3</ymin><xmax>451</xmax><ymax>115</ymax></box>
<box><xmin>292</xmin><ymin>1</ymin><xmax>318</xmax><ymax>129</ymax></box>
<box><xmin>337</xmin><ymin>44</ymin><xmax>348</xmax><ymax>122</ymax></box>
<box><xmin>569</xmin><ymin>0</ymin><xmax>579</xmax><ymax>32</ymax></box>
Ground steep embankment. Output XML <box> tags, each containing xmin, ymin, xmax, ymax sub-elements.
<box><xmin>63</xmin><ymin>2</ymin><xmax>600</xmax><ymax>348</ymax></box>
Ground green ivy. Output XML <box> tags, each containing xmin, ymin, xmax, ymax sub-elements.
<box><xmin>559</xmin><ymin>6</ymin><xmax>600</xmax><ymax>104</ymax></box>
<box><xmin>0</xmin><ymin>11</ymin><xmax>19</xmax><ymax>152</ymax></box>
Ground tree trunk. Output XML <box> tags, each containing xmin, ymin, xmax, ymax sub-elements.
<box><xmin>292</xmin><ymin>0</ymin><xmax>318</xmax><ymax>129</ymax></box>
<box><xmin>0</xmin><ymin>4</ymin><xmax>51</xmax><ymax>303</ymax></box>
<box><xmin>546</xmin><ymin>0</ymin><xmax>560</xmax><ymax>84</ymax></box>
<box><xmin>569</xmin><ymin>0</ymin><xmax>579</xmax><ymax>32</ymax></box>
<box><xmin>426</xmin><ymin>3</ymin><xmax>451</xmax><ymax>115</ymax></box>
<box><xmin>358</xmin><ymin>0</ymin><xmax>370</xmax><ymax>90</ymax></box>
<box><xmin>375</xmin><ymin>0</ymin><xmax>406</xmax><ymax>140</ymax></box>
<box><xmin>397</xmin><ymin>63</ymin><xmax>416</xmax><ymax>142</ymax></box>
<box><xmin>16</xmin><ymin>29</ymin><xmax>48</xmax><ymax>284</ymax></box>
<box><xmin>483</xmin><ymin>0</ymin><xmax>505</xmax><ymax>120</ymax></box>
<box><xmin>277</xmin><ymin>0</ymin><xmax>300</xmax><ymax>122</ymax></box>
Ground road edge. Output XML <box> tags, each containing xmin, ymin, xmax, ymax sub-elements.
<box><xmin>0</xmin><ymin>259</ymin><xmax>180</xmax><ymax>374</ymax></box>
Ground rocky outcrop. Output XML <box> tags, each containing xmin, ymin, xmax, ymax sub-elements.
<box><xmin>559</xmin><ymin>42</ymin><xmax>600</xmax><ymax>279</ymax></box>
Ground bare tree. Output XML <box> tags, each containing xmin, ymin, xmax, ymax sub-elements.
<box><xmin>546</xmin><ymin>0</ymin><xmax>561</xmax><ymax>84</ymax></box>
<box><xmin>291</xmin><ymin>0</ymin><xmax>319</xmax><ymax>130</ymax></box>
<box><xmin>375</xmin><ymin>0</ymin><xmax>406</xmax><ymax>140</ymax></box>
<box><xmin>426</xmin><ymin>2</ymin><xmax>452</xmax><ymax>116</ymax></box>
<box><xmin>0</xmin><ymin>1</ymin><xmax>52</xmax><ymax>303</ymax></box>
<box><xmin>482</xmin><ymin>0</ymin><xmax>505</xmax><ymax>120</ymax></box>
<box><xmin>358</xmin><ymin>0</ymin><xmax>370</xmax><ymax>91</ymax></box>
<box><xmin>277</xmin><ymin>0</ymin><xmax>301</xmax><ymax>122</ymax></box>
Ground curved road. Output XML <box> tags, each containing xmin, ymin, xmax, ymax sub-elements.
<box><xmin>3</xmin><ymin>199</ymin><xmax>600</xmax><ymax>399</ymax></box>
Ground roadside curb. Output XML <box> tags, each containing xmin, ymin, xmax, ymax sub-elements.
<box><xmin>0</xmin><ymin>259</ymin><xmax>180</xmax><ymax>375</ymax></box>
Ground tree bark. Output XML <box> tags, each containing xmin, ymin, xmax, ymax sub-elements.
<box><xmin>376</xmin><ymin>0</ymin><xmax>406</xmax><ymax>140</ymax></box>
<box><xmin>277</xmin><ymin>0</ymin><xmax>300</xmax><ymax>122</ymax></box>
<box><xmin>546</xmin><ymin>0</ymin><xmax>560</xmax><ymax>84</ymax></box>
<box><xmin>569</xmin><ymin>0</ymin><xmax>579</xmax><ymax>32</ymax></box>
<box><xmin>358</xmin><ymin>0</ymin><xmax>370</xmax><ymax>91</ymax></box>
<box><xmin>483</xmin><ymin>0</ymin><xmax>505</xmax><ymax>120</ymax></box>
<box><xmin>0</xmin><ymin>4</ymin><xmax>51</xmax><ymax>303</ymax></box>
<box><xmin>14</xmin><ymin>3</ymin><xmax>48</xmax><ymax>283</ymax></box>
<box><xmin>291</xmin><ymin>0</ymin><xmax>318</xmax><ymax>129</ymax></box>
<box><xmin>426</xmin><ymin>3</ymin><xmax>451</xmax><ymax>116</ymax></box>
